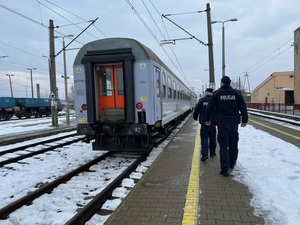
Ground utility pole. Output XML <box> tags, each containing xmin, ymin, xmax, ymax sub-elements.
<box><xmin>243</xmin><ymin>72</ymin><xmax>251</xmax><ymax>95</ymax></box>
<box><xmin>49</xmin><ymin>19</ymin><xmax>58</xmax><ymax>127</ymax></box>
<box><xmin>27</xmin><ymin>67</ymin><xmax>36</xmax><ymax>98</ymax></box>
<box><xmin>206</xmin><ymin>3</ymin><xmax>215</xmax><ymax>89</ymax></box>
<box><xmin>55</xmin><ymin>34</ymin><xmax>74</xmax><ymax>126</ymax></box>
<box><xmin>211</xmin><ymin>18</ymin><xmax>238</xmax><ymax>77</ymax></box>
<box><xmin>62</xmin><ymin>36</ymin><xmax>70</xmax><ymax>125</ymax></box>
<box><xmin>6</xmin><ymin>74</ymin><xmax>14</xmax><ymax>97</ymax></box>
<box><xmin>36</xmin><ymin>83</ymin><xmax>40</xmax><ymax>98</ymax></box>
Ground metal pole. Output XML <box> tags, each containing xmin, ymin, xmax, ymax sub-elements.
<box><xmin>62</xmin><ymin>38</ymin><xmax>70</xmax><ymax>125</ymax></box>
<box><xmin>6</xmin><ymin>74</ymin><xmax>14</xmax><ymax>97</ymax></box>
<box><xmin>49</xmin><ymin>19</ymin><xmax>58</xmax><ymax>127</ymax></box>
<box><xmin>211</xmin><ymin>18</ymin><xmax>238</xmax><ymax>78</ymax></box>
<box><xmin>222</xmin><ymin>23</ymin><xmax>225</xmax><ymax>77</ymax></box>
<box><xmin>30</xmin><ymin>69</ymin><xmax>33</xmax><ymax>98</ymax></box>
<box><xmin>27</xmin><ymin>68</ymin><xmax>36</xmax><ymax>98</ymax></box>
<box><xmin>36</xmin><ymin>83</ymin><xmax>40</xmax><ymax>98</ymax></box>
<box><xmin>206</xmin><ymin>3</ymin><xmax>215</xmax><ymax>89</ymax></box>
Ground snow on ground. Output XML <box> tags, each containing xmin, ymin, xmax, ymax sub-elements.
<box><xmin>233</xmin><ymin>124</ymin><xmax>300</xmax><ymax>225</ymax></box>
<box><xmin>0</xmin><ymin>115</ymin><xmax>300</xmax><ymax>224</ymax></box>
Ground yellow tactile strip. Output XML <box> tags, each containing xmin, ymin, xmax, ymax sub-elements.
<box><xmin>182</xmin><ymin>124</ymin><xmax>200</xmax><ymax>225</ymax></box>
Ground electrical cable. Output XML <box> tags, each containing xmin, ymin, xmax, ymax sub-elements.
<box><xmin>237</xmin><ymin>37</ymin><xmax>294</xmax><ymax>78</ymax></box>
<box><xmin>133</xmin><ymin>0</ymin><xmax>196</xmax><ymax>90</ymax></box>
<box><xmin>42</xmin><ymin>0</ymin><xmax>107</xmax><ymax>38</ymax></box>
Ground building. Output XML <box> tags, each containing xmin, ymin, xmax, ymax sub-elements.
<box><xmin>251</xmin><ymin>71</ymin><xmax>294</xmax><ymax>104</ymax></box>
<box><xmin>250</xmin><ymin>27</ymin><xmax>300</xmax><ymax>107</ymax></box>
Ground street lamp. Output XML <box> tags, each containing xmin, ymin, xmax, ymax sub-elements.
<box><xmin>6</xmin><ymin>74</ymin><xmax>14</xmax><ymax>97</ymax></box>
<box><xmin>27</xmin><ymin>67</ymin><xmax>36</xmax><ymax>98</ymax></box>
<box><xmin>211</xmin><ymin>18</ymin><xmax>238</xmax><ymax>77</ymax></box>
<box><xmin>54</xmin><ymin>34</ymin><xmax>74</xmax><ymax>125</ymax></box>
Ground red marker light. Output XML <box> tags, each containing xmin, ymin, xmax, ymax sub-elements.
<box><xmin>136</xmin><ymin>102</ymin><xmax>143</xmax><ymax>109</ymax></box>
<box><xmin>82</xmin><ymin>104</ymin><xmax>88</xmax><ymax>110</ymax></box>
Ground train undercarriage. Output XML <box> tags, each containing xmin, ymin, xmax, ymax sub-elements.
<box><xmin>80</xmin><ymin>111</ymin><xmax>190</xmax><ymax>151</ymax></box>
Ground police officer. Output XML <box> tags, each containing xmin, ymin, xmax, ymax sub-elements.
<box><xmin>193</xmin><ymin>88</ymin><xmax>217</xmax><ymax>161</ymax></box>
<box><xmin>205</xmin><ymin>76</ymin><xmax>248</xmax><ymax>177</ymax></box>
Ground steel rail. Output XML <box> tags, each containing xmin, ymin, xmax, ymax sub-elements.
<box><xmin>0</xmin><ymin>133</ymin><xmax>77</xmax><ymax>156</ymax></box>
<box><xmin>0</xmin><ymin>136</ymin><xmax>86</xmax><ymax>167</ymax></box>
<box><xmin>0</xmin><ymin>151</ymin><xmax>114</xmax><ymax>219</ymax></box>
<box><xmin>65</xmin><ymin>152</ymin><xmax>149</xmax><ymax>225</ymax></box>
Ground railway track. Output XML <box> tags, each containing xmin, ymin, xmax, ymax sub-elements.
<box><xmin>65</xmin><ymin>152</ymin><xmax>149</xmax><ymax>225</ymax></box>
<box><xmin>248</xmin><ymin>109</ymin><xmax>300</xmax><ymax>148</ymax></box>
<box><xmin>0</xmin><ymin>151</ymin><xmax>149</xmax><ymax>224</ymax></box>
<box><xmin>0</xmin><ymin>115</ymin><xmax>189</xmax><ymax>224</ymax></box>
<box><xmin>248</xmin><ymin>109</ymin><xmax>300</xmax><ymax>126</ymax></box>
<box><xmin>0</xmin><ymin>133</ymin><xmax>86</xmax><ymax>167</ymax></box>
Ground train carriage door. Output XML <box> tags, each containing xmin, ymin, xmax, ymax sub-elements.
<box><xmin>95</xmin><ymin>63</ymin><xmax>125</xmax><ymax>122</ymax></box>
<box><xmin>154</xmin><ymin>67</ymin><xmax>162</xmax><ymax>121</ymax></box>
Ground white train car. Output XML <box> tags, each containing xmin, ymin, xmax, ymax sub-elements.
<box><xmin>73</xmin><ymin>38</ymin><xmax>196</xmax><ymax>151</ymax></box>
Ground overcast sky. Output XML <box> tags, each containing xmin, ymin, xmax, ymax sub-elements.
<box><xmin>0</xmin><ymin>0</ymin><xmax>299</xmax><ymax>99</ymax></box>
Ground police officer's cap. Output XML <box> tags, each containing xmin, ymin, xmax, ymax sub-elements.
<box><xmin>205</xmin><ymin>88</ymin><xmax>213</xmax><ymax>93</ymax></box>
<box><xmin>221</xmin><ymin>76</ymin><xmax>231</xmax><ymax>84</ymax></box>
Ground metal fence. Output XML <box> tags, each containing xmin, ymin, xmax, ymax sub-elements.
<box><xmin>247</xmin><ymin>103</ymin><xmax>300</xmax><ymax>116</ymax></box>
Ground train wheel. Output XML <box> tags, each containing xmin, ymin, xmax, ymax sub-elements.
<box><xmin>141</xmin><ymin>132</ymin><xmax>150</xmax><ymax>147</ymax></box>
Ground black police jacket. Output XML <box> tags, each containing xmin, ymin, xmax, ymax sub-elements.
<box><xmin>193</xmin><ymin>95</ymin><xmax>213</xmax><ymax>124</ymax></box>
<box><xmin>204</xmin><ymin>86</ymin><xmax>248</xmax><ymax>124</ymax></box>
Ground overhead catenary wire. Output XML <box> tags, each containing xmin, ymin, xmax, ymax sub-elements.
<box><xmin>41</xmin><ymin>0</ymin><xmax>108</xmax><ymax>38</ymax></box>
<box><xmin>147</xmin><ymin>0</ymin><xmax>199</xmax><ymax>91</ymax></box>
<box><xmin>248</xmin><ymin>45</ymin><xmax>292</xmax><ymax>73</ymax></box>
<box><xmin>142</xmin><ymin>0</ymin><xmax>191</xmax><ymax>84</ymax></box>
<box><xmin>125</xmin><ymin>0</ymin><xmax>160</xmax><ymax>45</ymax></box>
<box><xmin>126</xmin><ymin>0</ymin><xmax>203</xmax><ymax>92</ymax></box>
<box><xmin>0</xmin><ymin>46</ymin><xmax>9</xmax><ymax>57</ymax></box>
<box><xmin>0</xmin><ymin>41</ymin><xmax>66</xmax><ymax>72</ymax></box>
<box><xmin>0</xmin><ymin>2</ymin><xmax>93</xmax><ymax>78</ymax></box>
<box><xmin>237</xmin><ymin>37</ymin><xmax>294</xmax><ymax>77</ymax></box>
<box><xmin>36</xmin><ymin>0</ymin><xmax>92</xmax><ymax>43</ymax></box>
<box><xmin>149</xmin><ymin>1</ymin><xmax>206</xmax><ymax>93</ymax></box>
<box><xmin>161</xmin><ymin>14</ymin><xmax>207</xmax><ymax>46</ymax></box>
<box><xmin>0</xmin><ymin>3</ymin><xmax>84</xmax><ymax>46</ymax></box>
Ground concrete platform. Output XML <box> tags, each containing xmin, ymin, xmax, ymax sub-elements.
<box><xmin>105</xmin><ymin>116</ymin><xmax>265</xmax><ymax>225</ymax></box>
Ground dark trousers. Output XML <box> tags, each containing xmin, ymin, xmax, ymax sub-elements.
<box><xmin>200</xmin><ymin>124</ymin><xmax>216</xmax><ymax>157</ymax></box>
<box><xmin>217</xmin><ymin>121</ymin><xmax>239</xmax><ymax>171</ymax></box>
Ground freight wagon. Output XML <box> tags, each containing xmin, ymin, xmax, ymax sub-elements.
<box><xmin>0</xmin><ymin>97</ymin><xmax>15</xmax><ymax>120</ymax></box>
<box><xmin>14</xmin><ymin>98</ymin><xmax>52</xmax><ymax>119</ymax></box>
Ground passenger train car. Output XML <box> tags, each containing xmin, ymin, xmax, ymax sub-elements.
<box><xmin>73</xmin><ymin>38</ymin><xmax>197</xmax><ymax>151</ymax></box>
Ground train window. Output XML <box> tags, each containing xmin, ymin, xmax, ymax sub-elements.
<box><xmin>162</xmin><ymin>72</ymin><xmax>166</xmax><ymax>99</ymax></box>
<box><xmin>97</xmin><ymin>67</ymin><xmax>112</xmax><ymax>96</ymax></box>
<box><xmin>177</xmin><ymin>83</ymin><xmax>180</xmax><ymax>100</ymax></box>
<box><xmin>168</xmin><ymin>87</ymin><xmax>172</xmax><ymax>99</ymax></box>
<box><xmin>155</xmin><ymin>68</ymin><xmax>161</xmax><ymax>98</ymax></box>
<box><xmin>167</xmin><ymin>76</ymin><xmax>172</xmax><ymax>99</ymax></box>
<box><xmin>173</xmin><ymin>81</ymin><xmax>176</xmax><ymax>99</ymax></box>
<box><xmin>117</xmin><ymin>68</ymin><xmax>124</xmax><ymax>95</ymax></box>
<box><xmin>178</xmin><ymin>85</ymin><xmax>181</xmax><ymax>100</ymax></box>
